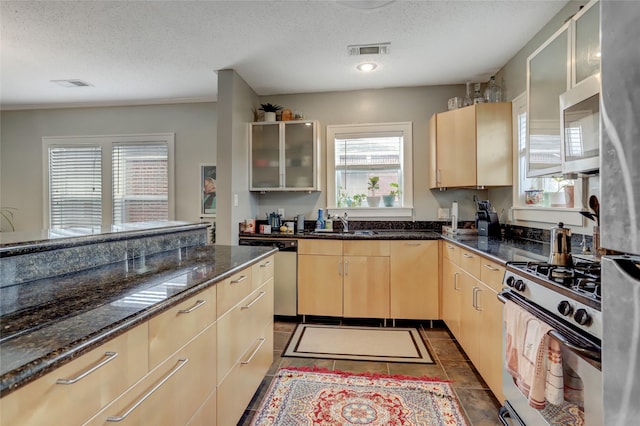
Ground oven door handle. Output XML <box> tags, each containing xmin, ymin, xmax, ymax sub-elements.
<box><xmin>497</xmin><ymin>289</ymin><xmax>601</xmax><ymax>364</ymax></box>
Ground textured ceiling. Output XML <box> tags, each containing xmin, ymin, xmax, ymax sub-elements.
<box><xmin>0</xmin><ymin>0</ymin><xmax>569</xmax><ymax>110</ymax></box>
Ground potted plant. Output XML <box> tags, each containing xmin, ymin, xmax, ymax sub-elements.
<box><xmin>259</xmin><ymin>103</ymin><xmax>282</xmax><ymax>122</ymax></box>
<box><xmin>382</xmin><ymin>183</ymin><xmax>401</xmax><ymax>207</ymax></box>
<box><xmin>366</xmin><ymin>176</ymin><xmax>380</xmax><ymax>207</ymax></box>
<box><xmin>352</xmin><ymin>194</ymin><xmax>366</xmax><ymax>207</ymax></box>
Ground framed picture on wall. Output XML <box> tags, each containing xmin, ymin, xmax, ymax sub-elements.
<box><xmin>201</xmin><ymin>164</ymin><xmax>216</xmax><ymax>217</ymax></box>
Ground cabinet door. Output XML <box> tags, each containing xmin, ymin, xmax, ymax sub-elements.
<box><xmin>436</xmin><ymin>106</ymin><xmax>477</xmax><ymax>187</ymax></box>
<box><xmin>573</xmin><ymin>0</ymin><xmax>600</xmax><ymax>85</ymax></box>
<box><xmin>343</xmin><ymin>255</ymin><xmax>389</xmax><ymax>318</ymax></box>
<box><xmin>284</xmin><ymin>121</ymin><xmax>316</xmax><ymax>189</ymax></box>
<box><xmin>475</xmin><ymin>284</ymin><xmax>504</xmax><ymax>402</ymax></box>
<box><xmin>527</xmin><ymin>23</ymin><xmax>570</xmax><ymax>177</ymax></box>
<box><xmin>476</xmin><ymin>103</ymin><xmax>513</xmax><ymax>186</ymax></box>
<box><xmin>389</xmin><ymin>240</ymin><xmax>439</xmax><ymax>319</ymax></box>
<box><xmin>441</xmin><ymin>259</ymin><xmax>462</xmax><ymax>338</ymax></box>
<box><xmin>250</xmin><ymin>123</ymin><xmax>281</xmax><ymax>189</ymax></box>
<box><xmin>428</xmin><ymin>114</ymin><xmax>438</xmax><ymax>189</ymax></box>
<box><xmin>457</xmin><ymin>271</ymin><xmax>481</xmax><ymax>364</ymax></box>
<box><xmin>297</xmin><ymin>254</ymin><xmax>343</xmax><ymax>316</ymax></box>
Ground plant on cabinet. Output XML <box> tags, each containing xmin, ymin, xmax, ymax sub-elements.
<box><xmin>383</xmin><ymin>183</ymin><xmax>401</xmax><ymax>207</ymax></box>
<box><xmin>259</xmin><ymin>103</ymin><xmax>282</xmax><ymax>122</ymax></box>
<box><xmin>366</xmin><ymin>176</ymin><xmax>381</xmax><ymax>207</ymax></box>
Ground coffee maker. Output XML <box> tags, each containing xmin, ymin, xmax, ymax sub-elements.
<box><xmin>475</xmin><ymin>200</ymin><xmax>500</xmax><ymax>237</ymax></box>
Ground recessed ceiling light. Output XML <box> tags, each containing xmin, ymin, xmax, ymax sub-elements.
<box><xmin>356</xmin><ymin>62</ymin><xmax>378</xmax><ymax>72</ymax></box>
<box><xmin>51</xmin><ymin>79</ymin><xmax>93</xmax><ymax>88</ymax></box>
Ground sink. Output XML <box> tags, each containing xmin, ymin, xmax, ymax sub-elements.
<box><xmin>308</xmin><ymin>230</ymin><xmax>378</xmax><ymax>237</ymax></box>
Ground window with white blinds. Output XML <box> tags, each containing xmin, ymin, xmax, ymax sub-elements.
<box><xmin>48</xmin><ymin>146</ymin><xmax>102</xmax><ymax>229</ymax></box>
<box><xmin>44</xmin><ymin>134</ymin><xmax>174</xmax><ymax>228</ymax></box>
<box><xmin>112</xmin><ymin>143</ymin><xmax>169</xmax><ymax>224</ymax></box>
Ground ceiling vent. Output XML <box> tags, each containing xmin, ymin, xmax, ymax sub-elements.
<box><xmin>348</xmin><ymin>43</ymin><xmax>390</xmax><ymax>56</ymax></box>
<box><xmin>51</xmin><ymin>79</ymin><xmax>93</xmax><ymax>88</ymax></box>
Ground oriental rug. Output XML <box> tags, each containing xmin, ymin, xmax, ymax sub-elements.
<box><xmin>283</xmin><ymin>324</ymin><xmax>433</xmax><ymax>364</ymax></box>
<box><xmin>250</xmin><ymin>367</ymin><xmax>469</xmax><ymax>426</ymax></box>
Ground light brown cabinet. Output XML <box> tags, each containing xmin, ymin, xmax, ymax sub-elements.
<box><xmin>389</xmin><ymin>240</ymin><xmax>439</xmax><ymax>319</ymax></box>
<box><xmin>429</xmin><ymin>103</ymin><xmax>512</xmax><ymax>189</ymax></box>
<box><xmin>440</xmin><ymin>241</ymin><xmax>505</xmax><ymax>402</ymax></box>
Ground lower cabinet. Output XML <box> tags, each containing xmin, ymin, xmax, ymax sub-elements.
<box><xmin>298</xmin><ymin>241</ymin><xmax>343</xmax><ymax>316</ymax></box>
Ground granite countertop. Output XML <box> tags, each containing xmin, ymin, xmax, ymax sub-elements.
<box><xmin>240</xmin><ymin>229</ymin><xmax>442</xmax><ymax>240</ymax></box>
<box><xmin>0</xmin><ymin>244</ymin><xmax>276</xmax><ymax>397</ymax></box>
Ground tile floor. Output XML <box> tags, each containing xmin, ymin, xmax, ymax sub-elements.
<box><xmin>238</xmin><ymin>317</ymin><xmax>502</xmax><ymax>426</ymax></box>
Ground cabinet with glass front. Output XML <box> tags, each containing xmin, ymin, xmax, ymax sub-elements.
<box><xmin>249</xmin><ymin>120</ymin><xmax>319</xmax><ymax>191</ymax></box>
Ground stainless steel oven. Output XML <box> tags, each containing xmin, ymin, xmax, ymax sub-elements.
<box><xmin>498</xmin><ymin>261</ymin><xmax>603</xmax><ymax>425</ymax></box>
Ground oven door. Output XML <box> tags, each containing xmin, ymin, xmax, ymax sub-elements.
<box><xmin>498</xmin><ymin>291</ymin><xmax>603</xmax><ymax>425</ymax></box>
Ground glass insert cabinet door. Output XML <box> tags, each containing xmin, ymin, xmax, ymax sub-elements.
<box><xmin>251</xmin><ymin>123</ymin><xmax>281</xmax><ymax>188</ymax></box>
<box><xmin>573</xmin><ymin>0</ymin><xmax>600</xmax><ymax>86</ymax></box>
<box><xmin>284</xmin><ymin>122</ymin><xmax>315</xmax><ymax>189</ymax></box>
<box><xmin>526</xmin><ymin>23</ymin><xmax>570</xmax><ymax>177</ymax></box>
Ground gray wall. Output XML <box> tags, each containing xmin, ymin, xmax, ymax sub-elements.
<box><xmin>0</xmin><ymin>103</ymin><xmax>216</xmax><ymax>231</ymax></box>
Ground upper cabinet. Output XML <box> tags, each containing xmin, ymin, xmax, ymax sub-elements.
<box><xmin>526</xmin><ymin>0</ymin><xmax>600</xmax><ymax>177</ymax></box>
<box><xmin>429</xmin><ymin>102</ymin><xmax>513</xmax><ymax>190</ymax></box>
<box><xmin>250</xmin><ymin>120</ymin><xmax>320</xmax><ymax>191</ymax></box>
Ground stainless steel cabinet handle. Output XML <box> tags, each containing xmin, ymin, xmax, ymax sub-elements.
<box><xmin>344</xmin><ymin>260</ymin><xmax>349</xmax><ymax>275</ymax></box>
<box><xmin>241</xmin><ymin>338</ymin><xmax>266</xmax><ymax>365</ymax></box>
<box><xmin>436</xmin><ymin>169</ymin><xmax>441</xmax><ymax>186</ymax></box>
<box><xmin>463</xmin><ymin>253</ymin><xmax>474</xmax><ymax>259</ymax></box>
<box><xmin>241</xmin><ymin>291</ymin><xmax>266</xmax><ymax>310</ymax></box>
<box><xmin>260</xmin><ymin>260</ymin><xmax>272</xmax><ymax>267</ymax></box>
<box><xmin>453</xmin><ymin>272</ymin><xmax>460</xmax><ymax>290</ymax></box>
<box><xmin>473</xmin><ymin>287</ymin><xmax>483</xmax><ymax>311</ymax></box>
<box><xmin>472</xmin><ymin>287</ymin><xmax>478</xmax><ymax>308</ymax></box>
<box><xmin>57</xmin><ymin>351</ymin><xmax>118</xmax><ymax>385</ymax></box>
<box><xmin>106</xmin><ymin>358</ymin><xmax>188</xmax><ymax>422</ymax></box>
<box><xmin>178</xmin><ymin>299</ymin><xmax>206</xmax><ymax>314</ymax></box>
<box><xmin>406</xmin><ymin>242</ymin><xmax>422</xmax><ymax>246</ymax></box>
<box><xmin>483</xmin><ymin>264</ymin><xmax>499</xmax><ymax>271</ymax></box>
<box><xmin>446</xmin><ymin>245</ymin><xmax>455</xmax><ymax>250</ymax></box>
<box><xmin>338</xmin><ymin>260</ymin><xmax>343</xmax><ymax>276</ymax></box>
<box><xmin>231</xmin><ymin>275</ymin><xmax>248</xmax><ymax>284</ymax></box>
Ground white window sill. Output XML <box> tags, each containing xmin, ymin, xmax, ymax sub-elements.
<box><xmin>327</xmin><ymin>207</ymin><xmax>414</xmax><ymax>220</ymax></box>
<box><xmin>511</xmin><ymin>206</ymin><xmax>586</xmax><ymax>226</ymax></box>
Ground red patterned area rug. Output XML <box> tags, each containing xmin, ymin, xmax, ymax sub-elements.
<box><xmin>250</xmin><ymin>367</ymin><xmax>469</xmax><ymax>426</ymax></box>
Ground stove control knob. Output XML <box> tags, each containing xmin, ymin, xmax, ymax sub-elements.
<box><xmin>574</xmin><ymin>309</ymin><xmax>591</xmax><ymax>326</ymax></box>
<box><xmin>557</xmin><ymin>301</ymin><xmax>573</xmax><ymax>316</ymax></box>
<box><xmin>505</xmin><ymin>276</ymin><xmax>515</xmax><ymax>287</ymax></box>
<box><xmin>514</xmin><ymin>280</ymin><xmax>526</xmax><ymax>292</ymax></box>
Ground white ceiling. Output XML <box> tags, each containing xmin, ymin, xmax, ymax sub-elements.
<box><xmin>0</xmin><ymin>0</ymin><xmax>569</xmax><ymax>110</ymax></box>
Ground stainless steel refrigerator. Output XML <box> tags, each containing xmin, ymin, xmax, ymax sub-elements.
<box><xmin>601</xmin><ymin>2</ymin><xmax>640</xmax><ymax>425</ymax></box>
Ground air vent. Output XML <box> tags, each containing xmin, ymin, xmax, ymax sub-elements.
<box><xmin>51</xmin><ymin>79</ymin><xmax>93</xmax><ymax>88</ymax></box>
<box><xmin>348</xmin><ymin>43</ymin><xmax>390</xmax><ymax>56</ymax></box>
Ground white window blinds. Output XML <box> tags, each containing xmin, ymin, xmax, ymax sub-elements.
<box><xmin>48</xmin><ymin>146</ymin><xmax>102</xmax><ymax>229</ymax></box>
<box><xmin>112</xmin><ymin>143</ymin><xmax>169</xmax><ymax>224</ymax></box>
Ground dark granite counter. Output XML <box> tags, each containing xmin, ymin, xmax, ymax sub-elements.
<box><xmin>240</xmin><ymin>229</ymin><xmax>441</xmax><ymax>240</ymax></box>
<box><xmin>0</xmin><ymin>244</ymin><xmax>276</xmax><ymax>397</ymax></box>
<box><xmin>441</xmin><ymin>234</ymin><xmax>550</xmax><ymax>264</ymax></box>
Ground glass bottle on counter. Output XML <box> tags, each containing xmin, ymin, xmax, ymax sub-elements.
<box><xmin>315</xmin><ymin>208</ymin><xmax>325</xmax><ymax>230</ymax></box>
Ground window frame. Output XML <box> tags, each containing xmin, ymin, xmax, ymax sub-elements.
<box><xmin>326</xmin><ymin>122</ymin><xmax>413</xmax><ymax>219</ymax></box>
<box><xmin>510</xmin><ymin>93</ymin><xmax>584</xmax><ymax>226</ymax></box>
<box><xmin>42</xmin><ymin>133</ymin><xmax>175</xmax><ymax>228</ymax></box>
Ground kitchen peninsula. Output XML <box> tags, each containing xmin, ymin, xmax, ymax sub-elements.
<box><xmin>0</xmin><ymin>221</ymin><xmax>276</xmax><ymax>425</ymax></box>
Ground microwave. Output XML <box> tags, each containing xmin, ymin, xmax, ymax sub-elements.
<box><xmin>560</xmin><ymin>73</ymin><xmax>601</xmax><ymax>174</ymax></box>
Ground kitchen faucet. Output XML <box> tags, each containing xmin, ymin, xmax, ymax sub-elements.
<box><xmin>338</xmin><ymin>213</ymin><xmax>348</xmax><ymax>232</ymax></box>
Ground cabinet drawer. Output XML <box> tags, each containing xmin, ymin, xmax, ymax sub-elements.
<box><xmin>217</xmin><ymin>280</ymin><xmax>274</xmax><ymax>383</ymax></box>
<box><xmin>217</xmin><ymin>322</ymin><xmax>274</xmax><ymax>426</ymax></box>
<box><xmin>252</xmin><ymin>254</ymin><xmax>275</xmax><ymax>291</ymax></box>
<box><xmin>298</xmin><ymin>239</ymin><xmax>342</xmax><ymax>255</ymax></box>
<box><xmin>459</xmin><ymin>248</ymin><xmax>481</xmax><ymax>278</ymax></box>
<box><xmin>149</xmin><ymin>287</ymin><xmax>215</xmax><ymax>368</ymax></box>
<box><xmin>442</xmin><ymin>241</ymin><xmax>460</xmax><ymax>264</ymax></box>
<box><xmin>480</xmin><ymin>259</ymin><xmax>505</xmax><ymax>293</ymax></box>
<box><xmin>343</xmin><ymin>240</ymin><xmax>390</xmax><ymax>256</ymax></box>
<box><xmin>1</xmin><ymin>324</ymin><xmax>148</xmax><ymax>426</ymax></box>
<box><xmin>217</xmin><ymin>267</ymin><xmax>253</xmax><ymax>317</ymax></box>
<box><xmin>85</xmin><ymin>324</ymin><xmax>216</xmax><ymax>426</ymax></box>
<box><xmin>187</xmin><ymin>388</ymin><xmax>216</xmax><ymax>426</ymax></box>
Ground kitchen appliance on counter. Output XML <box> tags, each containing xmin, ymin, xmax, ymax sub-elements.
<box><xmin>497</xmin><ymin>259</ymin><xmax>602</xmax><ymax>425</ymax></box>
<box><xmin>549</xmin><ymin>222</ymin><xmax>573</xmax><ymax>267</ymax></box>
<box><xmin>600</xmin><ymin>3</ymin><xmax>640</xmax><ymax>424</ymax></box>
<box><xmin>239</xmin><ymin>237</ymin><xmax>297</xmax><ymax>316</ymax></box>
<box><xmin>475</xmin><ymin>199</ymin><xmax>500</xmax><ymax>237</ymax></box>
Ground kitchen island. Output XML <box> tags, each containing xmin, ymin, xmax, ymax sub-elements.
<box><xmin>0</xmin><ymin>222</ymin><xmax>276</xmax><ymax>425</ymax></box>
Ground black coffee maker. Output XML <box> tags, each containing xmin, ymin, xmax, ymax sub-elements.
<box><xmin>475</xmin><ymin>200</ymin><xmax>500</xmax><ymax>237</ymax></box>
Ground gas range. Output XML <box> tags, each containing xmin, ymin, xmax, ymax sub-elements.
<box><xmin>502</xmin><ymin>260</ymin><xmax>602</xmax><ymax>341</ymax></box>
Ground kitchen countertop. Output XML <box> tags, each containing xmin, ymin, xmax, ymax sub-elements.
<box><xmin>240</xmin><ymin>229</ymin><xmax>442</xmax><ymax>240</ymax></box>
<box><xmin>0</xmin><ymin>244</ymin><xmax>276</xmax><ymax>397</ymax></box>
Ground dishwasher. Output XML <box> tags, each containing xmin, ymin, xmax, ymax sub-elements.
<box><xmin>238</xmin><ymin>237</ymin><xmax>297</xmax><ymax>317</ymax></box>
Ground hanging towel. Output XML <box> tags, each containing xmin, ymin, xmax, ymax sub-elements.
<box><xmin>504</xmin><ymin>300</ymin><xmax>564</xmax><ymax>409</ymax></box>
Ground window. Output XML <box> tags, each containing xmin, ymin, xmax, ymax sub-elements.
<box><xmin>326</xmin><ymin>122</ymin><xmax>413</xmax><ymax>218</ymax></box>
<box><xmin>511</xmin><ymin>94</ymin><xmax>582</xmax><ymax>225</ymax></box>
<box><xmin>44</xmin><ymin>134</ymin><xmax>174</xmax><ymax>228</ymax></box>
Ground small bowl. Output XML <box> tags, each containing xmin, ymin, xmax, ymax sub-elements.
<box><xmin>525</xmin><ymin>189</ymin><xmax>544</xmax><ymax>205</ymax></box>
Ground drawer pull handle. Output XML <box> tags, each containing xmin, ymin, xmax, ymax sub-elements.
<box><xmin>483</xmin><ymin>264</ymin><xmax>499</xmax><ymax>272</ymax></box>
<box><xmin>453</xmin><ymin>272</ymin><xmax>460</xmax><ymax>291</ymax></box>
<box><xmin>241</xmin><ymin>338</ymin><xmax>266</xmax><ymax>365</ymax></box>
<box><xmin>463</xmin><ymin>253</ymin><xmax>474</xmax><ymax>258</ymax></box>
<box><xmin>56</xmin><ymin>351</ymin><xmax>118</xmax><ymax>385</ymax></box>
<box><xmin>178</xmin><ymin>299</ymin><xmax>206</xmax><ymax>314</ymax></box>
<box><xmin>106</xmin><ymin>358</ymin><xmax>189</xmax><ymax>422</ymax></box>
<box><xmin>231</xmin><ymin>275</ymin><xmax>248</xmax><ymax>284</ymax></box>
<box><xmin>473</xmin><ymin>287</ymin><xmax>483</xmax><ymax>311</ymax></box>
<box><xmin>406</xmin><ymin>242</ymin><xmax>422</xmax><ymax>246</ymax></box>
<box><xmin>260</xmin><ymin>260</ymin><xmax>272</xmax><ymax>267</ymax></box>
<box><xmin>242</xmin><ymin>291</ymin><xmax>266</xmax><ymax>310</ymax></box>
<box><xmin>446</xmin><ymin>245</ymin><xmax>455</xmax><ymax>250</ymax></box>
